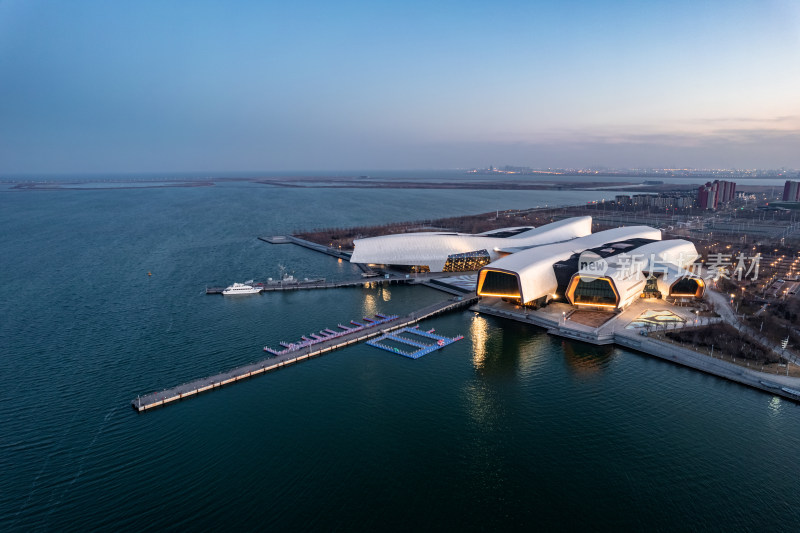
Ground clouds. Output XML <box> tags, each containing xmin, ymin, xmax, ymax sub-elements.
<box><xmin>1</xmin><ymin>0</ymin><xmax>799</xmax><ymax>173</ymax></box>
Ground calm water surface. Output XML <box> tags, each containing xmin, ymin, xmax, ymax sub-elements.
<box><xmin>1</xmin><ymin>181</ymin><xmax>799</xmax><ymax>531</ymax></box>
<box><xmin>3</xmin><ymin>169</ymin><xmax>792</xmax><ymax>187</ymax></box>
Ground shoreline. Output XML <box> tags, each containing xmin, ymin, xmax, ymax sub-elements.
<box><xmin>4</xmin><ymin>174</ymin><xmax>785</xmax><ymax>196</ymax></box>
<box><xmin>474</xmin><ymin>299</ymin><xmax>800</xmax><ymax>404</ymax></box>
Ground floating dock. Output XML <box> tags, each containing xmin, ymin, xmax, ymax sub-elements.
<box><xmin>366</xmin><ymin>326</ymin><xmax>464</xmax><ymax>359</ymax></box>
<box><xmin>263</xmin><ymin>313</ymin><xmax>399</xmax><ymax>356</ymax></box>
<box><xmin>132</xmin><ymin>295</ymin><xmax>477</xmax><ymax>412</ymax></box>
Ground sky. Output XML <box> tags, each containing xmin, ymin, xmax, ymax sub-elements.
<box><xmin>1</xmin><ymin>0</ymin><xmax>799</xmax><ymax>174</ymax></box>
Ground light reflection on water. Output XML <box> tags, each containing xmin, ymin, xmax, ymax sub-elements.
<box><xmin>463</xmin><ymin>380</ymin><xmax>500</xmax><ymax>428</ymax></box>
<box><xmin>362</xmin><ymin>292</ymin><xmax>378</xmax><ymax>318</ymax></box>
<box><xmin>465</xmin><ymin>314</ymin><xmax>506</xmax><ymax>430</ymax></box>
<box><xmin>516</xmin><ymin>332</ymin><xmax>552</xmax><ymax>377</ymax></box>
<box><xmin>469</xmin><ymin>314</ymin><xmax>490</xmax><ymax>370</ymax></box>
<box><xmin>5</xmin><ymin>181</ymin><xmax>800</xmax><ymax>531</ymax></box>
<box><xmin>768</xmin><ymin>396</ymin><xmax>783</xmax><ymax>416</ymax></box>
<box><xmin>561</xmin><ymin>340</ymin><xmax>615</xmax><ymax>377</ymax></box>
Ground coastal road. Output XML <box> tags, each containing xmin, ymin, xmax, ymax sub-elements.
<box><xmin>705</xmin><ymin>289</ymin><xmax>798</xmax><ymax>366</ymax></box>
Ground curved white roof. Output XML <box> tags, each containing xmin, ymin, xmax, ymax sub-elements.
<box><xmin>571</xmin><ymin>239</ymin><xmax>702</xmax><ymax>308</ymax></box>
<box><xmin>584</xmin><ymin>239</ymin><xmax>699</xmax><ymax>280</ymax></box>
<box><xmin>638</xmin><ymin>239</ymin><xmax>699</xmax><ymax>271</ymax></box>
<box><xmin>479</xmin><ymin>226</ymin><xmax>662</xmax><ymax>303</ymax></box>
<box><xmin>350</xmin><ymin>216</ymin><xmax>592</xmax><ymax>272</ymax></box>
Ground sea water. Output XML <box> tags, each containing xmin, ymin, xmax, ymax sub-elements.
<box><xmin>1</xmin><ymin>179</ymin><xmax>799</xmax><ymax>530</ymax></box>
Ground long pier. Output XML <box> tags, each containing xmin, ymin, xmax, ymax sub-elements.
<box><xmin>259</xmin><ymin>235</ymin><xmax>375</xmax><ymax>274</ymax></box>
<box><xmin>132</xmin><ymin>295</ymin><xmax>477</xmax><ymax>412</ymax></box>
<box><xmin>206</xmin><ymin>275</ymin><xmax>415</xmax><ymax>294</ymax></box>
<box><xmin>206</xmin><ymin>274</ymin><xmax>473</xmax><ymax>296</ymax></box>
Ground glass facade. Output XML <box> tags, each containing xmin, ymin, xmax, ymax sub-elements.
<box><xmin>443</xmin><ymin>249</ymin><xmax>491</xmax><ymax>272</ymax></box>
<box><xmin>573</xmin><ymin>278</ymin><xmax>617</xmax><ymax>305</ymax></box>
<box><xmin>643</xmin><ymin>276</ymin><xmax>661</xmax><ymax>298</ymax></box>
<box><xmin>671</xmin><ymin>277</ymin><xmax>701</xmax><ymax>297</ymax></box>
<box><xmin>479</xmin><ymin>271</ymin><xmax>521</xmax><ymax>297</ymax></box>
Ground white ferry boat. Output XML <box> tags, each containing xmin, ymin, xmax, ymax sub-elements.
<box><xmin>222</xmin><ymin>280</ymin><xmax>261</xmax><ymax>295</ymax></box>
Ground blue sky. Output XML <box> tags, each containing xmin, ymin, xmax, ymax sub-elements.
<box><xmin>1</xmin><ymin>0</ymin><xmax>799</xmax><ymax>173</ymax></box>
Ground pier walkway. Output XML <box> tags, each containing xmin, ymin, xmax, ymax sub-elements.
<box><xmin>132</xmin><ymin>294</ymin><xmax>477</xmax><ymax>412</ymax></box>
<box><xmin>259</xmin><ymin>235</ymin><xmax>375</xmax><ymax>273</ymax></box>
<box><xmin>206</xmin><ymin>275</ymin><xmax>415</xmax><ymax>294</ymax></box>
<box><xmin>206</xmin><ymin>273</ymin><xmax>472</xmax><ymax>296</ymax></box>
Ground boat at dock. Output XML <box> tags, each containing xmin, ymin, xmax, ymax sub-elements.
<box><xmin>222</xmin><ymin>281</ymin><xmax>262</xmax><ymax>295</ymax></box>
<box><xmin>264</xmin><ymin>274</ymin><xmax>325</xmax><ymax>285</ymax></box>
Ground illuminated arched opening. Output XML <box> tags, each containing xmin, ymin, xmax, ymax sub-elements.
<box><xmin>669</xmin><ymin>277</ymin><xmax>705</xmax><ymax>298</ymax></box>
<box><xmin>566</xmin><ymin>275</ymin><xmax>620</xmax><ymax>308</ymax></box>
<box><xmin>477</xmin><ymin>269</ymin><xmax>521</xmax><ymax>298</ymax></box>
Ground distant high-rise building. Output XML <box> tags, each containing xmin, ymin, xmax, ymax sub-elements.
<box><xmin>697</xmin><ymin>186</ymin><xmax>708</xmax><ymax>209</ymax></box>
<box><xmin>697</xmin><ymin>179</ymin><xmax>736</xmax><ymax>209</ymax></box>
<box><xmin>783</xmin><ymin>180</ymin><xmax>800</xmax><ymax>202</ymax></box>
<box><xmin>727</xmin><ymin>181</ymin><xmax>737</xmax><ymax>202</ymax></box>
<box><xmin>697</xmin><ymin>182</ymin><xmax>717</xmax><ymax>209</ymax></box>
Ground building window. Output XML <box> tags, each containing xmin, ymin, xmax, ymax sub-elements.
<box><xmin>410</xmin><ymin>265</ymin><xmax>430</xmax><ymax>273</ymax></box>
<box><xmin>479</xmin><ymin>271</ymin><xmax>520</xmax><ymax>297</ymax></box>
<box><xmin>443</xmin><ymin>249</ymin><xmax>491</xmax><ymax>272</ymax></box>
<box><xmin>671</xmin><ymin>277</ymin><xmax>701</xmax><ymax>297</ymax></box>
<box><xmin>642</xmin><ymin>275</ymin><xmax>661</xmax><ymax>298</ymax></box>
<box><xmin>573</xmin><ymin>278</ymin><xmax>617</xmax><ymax>305</ymax></box>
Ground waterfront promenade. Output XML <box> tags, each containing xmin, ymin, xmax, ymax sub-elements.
<box><xmin>474</xmin><ymin>297</ymin><xmax>800</xmax><ymax>403</ymax></box>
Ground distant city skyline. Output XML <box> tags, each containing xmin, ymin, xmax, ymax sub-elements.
<box><xmin>1</xmin><ymin>0</ymin><xmax>799</xmax><ymax>173</ymax></box>
<box><xmin>468</xmin><ymin>165</ymin><xmax>799</xmax><ymax>176</ymax></box>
